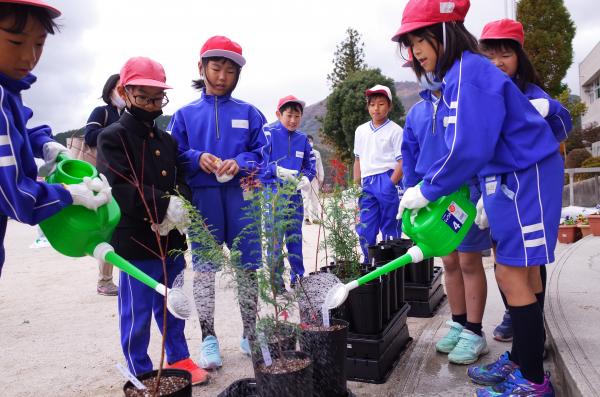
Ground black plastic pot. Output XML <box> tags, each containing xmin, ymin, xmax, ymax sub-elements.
<box><xmin>348</xmin><ymin>266</ymin><xmax>383</xmax><ymax>334</ymax></box>
<box><xmin>300</xmin><ymin>319</ymin><xmax>349</xmax><ymax>397</ymax></box>
<box><xmin>255</xmin><ymin>350</ymin><xmax>313</xmax><ymax>397</ymax></box>
<box><xmin>395</xmin><ymin>267</ymin><xmax>405</xmax><ymax>308</ymax></box>
<box><xmin>217</xmin><ymin>378</ymin><xmax>258</xmax><ymax>397</ymax></box>
<box><xmin>123</xmin><ymin>368</ymin><xmax>191</xmax><ymax>397</ymax></box>
<box><xmin>391</xmin><ymin>239</ymin><xmax>416</xmax><ymax>282</ymax></box>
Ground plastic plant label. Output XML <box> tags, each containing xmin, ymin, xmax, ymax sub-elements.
<box><xmin>442</xmin><ymin>201</ymin><xmax>467</xmax><ymax>233</ymax></box>
<box><xmin>322</xmin><ymin>304</ymin><xmax>330</xmax><ymax>328</ymax></box>
<box><xmin>116</xmin><ymin>363</ymin><xmax>146</xmax><ymax>390</ymax></box>
<box><xmin>260</xmin><ymin>342</ymin><xmax>273</xmax><ymax>367</ymax></box>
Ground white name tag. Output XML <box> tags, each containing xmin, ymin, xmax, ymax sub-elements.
<box><xmin>296</xmin><ymin>150</ymin><xmax>304</xmax><ymax>158</ymax></box>
<box><xmin>232</xmin><ymin>119</ymin><xmax>249</xmax><ymax>129</ymax></box>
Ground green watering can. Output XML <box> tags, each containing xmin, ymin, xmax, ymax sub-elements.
<box><xmin>39</xmin><ymin>154</ymin><xmax>191</xmax><ymax>319</ymax></box>
<box><xmin>325</xmin><ymin>185</ymin><xmax>476</xmax><ymax>309</ymax></box>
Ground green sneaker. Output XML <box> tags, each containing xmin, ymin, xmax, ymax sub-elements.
<box><xmin>448</xmin><ymin>329</ymin><xmax>489</xmax><ymax>365</ymax></box>
<box><xmin>435</xmin><ymin>320</ymin><xmax>464</xmax><ymax>354</ymax></box>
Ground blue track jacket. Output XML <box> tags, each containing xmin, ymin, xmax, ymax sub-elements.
<box><xmin>168</xmin><ymin>89</ymin><xmax>268</xmax><ymax>187</ymax></box>
<box><xmin>0</xmin><ymin>73</ymin><xmax>72</xmax><ymax>225</ymax></box>
<box><xmin>402</xmin><ymin>90</ymin><xmax>448</xmax><ymax>189</ymax></box>
<box><xmin>419</xmin><ymin>51</ymin><xmax>559</xmax><ymax>202</ymax></box>
<box><xmin>261</xmin><ymin>121</ymin><xmax>316</xmax><ymax>184</ymax></box>
<box><xmin>522</xmin><ymin>83</ymin><xmax>572</xmax><ymax>143</ymax></box>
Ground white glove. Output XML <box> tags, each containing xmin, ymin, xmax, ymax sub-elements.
<box><xmin>474</xmin><ymin>196</ymin><xmax>489</xmax><ymax>230</ymax></box>
<box><xmin>216</xmin><ymin>173</ymin><xmax>234</xmax><ymax>183</ymax></box>
<box><xmin>530</xmin><ymin>98</ymin><xmax>549</xmax><ymax>118</ymax></box>
<box><xmin>276</xmin><ymin>166</ymin><xmax>298</xmax><ymax>182</ymax></box>
<box><xmin>297</xmin><ymin>176</ymin><xmax>310</xmax><ymax>191</ymax></box>
<box><xmin>396</xmin><ymin>185</ymin><xmax>429</xmax><ymax>219</ymax></box>
<box><xmin>152</xmin><ymin>196</ymin><xmax>189</xmax><ymax>236</ymax></box>
<box><xmin>39</xmin><ymin>141</ymin><xmax>70</xmax><ymax>177</ymax></box>
<box><xmin>65</xmin><ymin>174</ymin><xmax>112</xmax><ymax>211</ymax></box>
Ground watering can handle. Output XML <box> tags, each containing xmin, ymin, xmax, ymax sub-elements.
<box><xmin>57</xmin><ymin>152</ymin><xmax>69</xmax><ymax>163</ymax></box>
<box><xmin>401</xmin><ymin>184</ymin><xmax>470</xmax><ymax>235</ymax></box>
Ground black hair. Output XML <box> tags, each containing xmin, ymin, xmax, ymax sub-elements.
<box><xmin>0</xmin><ymin>4</ymin><xmax>58</xmax><ymax>34</ymax></box>
<box><xmin>278</xmin><ymin>102</ymin><xmax>303</xmax><ymax>115</ymax></box>
<box><xmin>479</xmin><ymin>38</ymin><xmax>542</xmax><ymax>93</ymax></box>
<box><xmin>192</xmin><ymin>56</ymin><xmax>242</xmax><ymax>92</ymax></box>
<box><xmin>398</xmin><ymin>22</ymin><xmax>479</xmax><ymax>83</ymax></box>
<box><xmin>307</xmin><ymin>135</ymin><xmax>314</xmax><ymax>141</ymax></box>
<box><xmin>101</xmin><ymin>74</ymin><xmax>120</xmax><ymax>105</ymax></box>
<box><xmin>366</xmin><ymin>93</ymin><xmax>391</xmax><ymax>106</ymax></box>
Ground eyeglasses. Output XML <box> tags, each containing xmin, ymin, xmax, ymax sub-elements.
<box><xmin>125</xmin><ymin>89</ymin><xmax>169</xmax><ymax>108</ymax></box>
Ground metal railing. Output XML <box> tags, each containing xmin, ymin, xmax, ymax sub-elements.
<box><xmin>564</xmin><ymin>167</ymin><xmax>600</xmax><ymax>206</ymax></box>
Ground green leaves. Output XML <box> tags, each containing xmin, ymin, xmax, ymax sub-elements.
<box><xmin>518</xmin><ymin>0</ymin><xmax>576</xmax><ymax>97</ymax></box>
<box><xmin>321</xmin><ymin>69</ymin><xmax>404</xmax><ymax>163</ymax></box>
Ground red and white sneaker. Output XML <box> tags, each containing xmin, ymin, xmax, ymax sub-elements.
<box><xmin>166</xmin><ymin>358</ymin><xmax>209</xmax><ymax>385</ymax></box>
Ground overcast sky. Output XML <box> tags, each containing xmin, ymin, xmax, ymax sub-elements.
<box><xmin>23</xmin><ymin>0</ymin><xmax>600</xmax><ymax>133</ymax></box>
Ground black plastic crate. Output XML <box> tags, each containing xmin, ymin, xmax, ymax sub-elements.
<box><xmin>346</xmin><ymin>324</ymin><xmax>412</xmax><ymax>384</ymax></box>
<box><xmin>404</xmin><ymin>265</ymin><xmax>443</xmax><ymax>302</ymax></box>
<box><xmin>407</xmin><ymin>283</ymin><xmax>446</xmax><ymax>318</ymax></box>
<box><xmin>346</xmin><ymin>302</ymin><xmax>410</xmax><ymax>360</ymax></box>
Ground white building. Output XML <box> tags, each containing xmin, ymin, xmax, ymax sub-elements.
<box><xmin>580</xmin><ymin>41</ymin><xmax>600</xmax><ymax>128</ymax></box>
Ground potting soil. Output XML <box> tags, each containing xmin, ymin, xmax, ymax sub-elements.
<box><xmin>301</xmin><ymin>323</ymin><xmax>346</xmax><ymax>332</ymax></box>
<box><xmin>257</xmin><ymin>356</ymin><xmax>311</xmax><ymax>375</ymax></box>
<box><xmin>124</xmin><ymin>375</ymin><xmax>188</xmax><ymax>397</ymax></box>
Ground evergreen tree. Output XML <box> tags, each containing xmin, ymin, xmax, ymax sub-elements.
<box><xmin>327</xmin><ymin>28</ymin><xmax>366</xmax><ymax>89</ymax></box>
<box><xmin>517</xmin><ymin>0</ymin><xmax>576</xmax><ymax>96</ymax></box>
<box><xmin>321</xmin><ymin>69</ymin><xmax>404</xmax><ymax>163</ymax></box>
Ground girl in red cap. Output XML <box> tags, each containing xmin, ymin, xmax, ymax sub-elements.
<box><xmin>0</xmin><ymin>0</ymin><xmax>111</xmax><ymax>277</ymax></box>
<box><xmin>168</xmin><ymin>35</ymin><xmax>267</xmax><ymax>370</ymax></box>
<box><xmin>478</xmin><ymin>18</ymin><xmax>572</xmax><ymax>347</ymax></box>
<box><xmin>96</xmin><ymin>56</ymin><xmax>208</xmax><ymax>385</ymax></box>
<box><xmin>393</xmin><ymin>1</ymin><xmax>560</xmax><ymax>395</ymax></box>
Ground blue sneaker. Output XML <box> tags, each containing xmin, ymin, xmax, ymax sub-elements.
<box><xmin>436</xmin><ymin>320</ymin><xmax>464</xmax><ymax>353</ymax></box>
<box><xmin>468</xmin><ymin>352</ymin><xmax>519</xmax><ymax>386</ymax></box>
<box><xmin>448</xmin><ymin>330</ymin><xmax>489</xmax><ymax>365</ymax></box>
<box><xmin>240</xmin><ymin>337</ymin><xmax>251</xmax><ymax>357</ymax></box>
<box><xmin>493</xmin><ymin>311</ymin><xmax>513</xmax><ymax>342</ymax></box>
<box><xmin>199</xmin><ymin>335</ymin><xmax>223</xmax><ymax>369</ymax></box>
<box><xmin>475</xmin><ymin>369</ymin><xmax>555</xmax><ymax>396</ymax></box>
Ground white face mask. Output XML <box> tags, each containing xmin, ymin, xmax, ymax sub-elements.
<box><xmin>111</xmin><ymin>89</ymin><xmax>126</xmax><ymax>109</ymax></box>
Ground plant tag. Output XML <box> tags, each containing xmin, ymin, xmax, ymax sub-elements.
<box><xmin>260</xmin><ymin>342</ymin><xmax>273</xmax><ymax>367</ymax></box>
<box><xmin>116</xmin><ymin>363</ymin><xmax>146</xmax><ymax>390</ymax></box>
<box><xmin>322</xmin><ymin>304</ymin><xmax>330</xmax><ymax>328</ymax></box>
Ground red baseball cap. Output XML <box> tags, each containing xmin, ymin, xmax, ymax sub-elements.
<box><xmin>2</xmin><ymin>0</ymin><xmax>61</xmax><ymax>18</ymax></box>
<box><xmin>365</xmin><ymin>85</ymin><xmax>393</xmax><ymax>102</ymax></box>
<box><xmin>391</xmin><ymin>0</ymin><xmax>470</xmax><ymax>42</ymax></box>
<box><xmin>480</xmin><ymin>19</ymin><xmax>525</xmax><ymax>47</ymax></box>
<box><xmin>120</xmin><ymin>57</ymin><xmax>172</xmax><ymax>89</ymax></box>
<box><xmin>277</xmin><ymin>95</ymin><xmax>305</xmax><ymax>111</ymax></box>
<box><xmin>200</xmin><ymin>36</ymin><xmax>246</xmax><ymax>67</ymax></box>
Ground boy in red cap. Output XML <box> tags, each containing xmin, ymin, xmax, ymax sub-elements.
<box><xmin>394</xmin><ymin>0</ymin><xmax>560</xmax><ymax>395</ymax></box>
<box><xmin>261</xmin><ymin>95</ymin><xmax>316</xmax><ymax>291</ymax></box>
<box><xmin>0</xmin><ymin>0</ymin><xmax>111</xmax><ymax>277</ymax></box>
<box><xmin>353</xmin><ymin>84</ymin><xmax>404</xmax><ymax>264</ymax></box>
<box><xmin>96</xmin><ymin>56</ymin><xmax>208</xmax><ymax>385</ymax></box>
<box><xmin>168</xmin><ymin>35</ymin><xmax>268</xmax><ymax>369</ymax></box>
